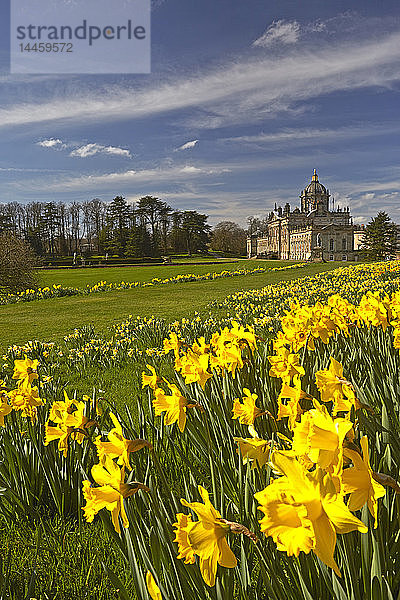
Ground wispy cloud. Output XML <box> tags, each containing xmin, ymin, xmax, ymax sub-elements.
<box><xmin>252</xmin><ymin>20</ymin><xmax>301</xmax><ymax>48</ymax></box>
<box><xmin>70</xmin><ymin>143</ymin><xmax>132</xmax><ymax>158</ymax></box>
<box><xmin>1</xmin><ymin>28</ymin><xmax>400</xmax><ymax>132</ymax></box>
<box><xmin>176</xmin><ymin>140</ymin><xmax>199</xmax><ymax>151</ymax></box>
<box><xmin>222</xmin><ymin>123</ymin><xmax>400</xmax><ymax>146</ymax></box>
<box><xmin>36</xmin><ymin>163</ymin><xmax>231</xmax><ymax>191</ymax></box>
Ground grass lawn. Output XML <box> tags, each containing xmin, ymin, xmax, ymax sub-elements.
<box><xmin>2</xmin><ymin>261</ymin><xmax>348</xmax><ymax>349</ymax></box>
<box><xmin>37</xmin><ymin>259</ymin><xmax>284</xmax><ymax>288</ymax></box>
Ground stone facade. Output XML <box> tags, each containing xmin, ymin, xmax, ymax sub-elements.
<box><xmin>247</xmin><ymin>170</ymin><xmax>358</xmax><ymax>261</ymax></box>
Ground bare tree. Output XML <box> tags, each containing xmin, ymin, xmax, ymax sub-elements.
<box><xmin>211</xmin><ymin>221</ymin><xmax>247</xmax><ymax>255</ymax></box>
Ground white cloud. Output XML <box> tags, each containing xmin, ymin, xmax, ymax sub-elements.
<box><xmin>37</xmin><ymin>138</ymin><xmax>65</xmax><ymax>148</ymax></box>
<box><xmin>176</xmin><ymin>140</ymin><xmax>199</xmax><ymax>151</ymax></box>
<box><xmin>252</xmin><ymin>20</ymin><xmax>301</xmax><ymax>48</ymax></box>
<box><xmin>70</xmin><ymin>143</ymin><xmax>131</xmax><ymax>158</ymax></box>
<box><xmin>1</xmin><ymin>29</ymin><xmax>400</xmax><ymax>132</ymax></box>
<box><xmin>38</xmin><ymin>163</ymin><xmax>231</xmax><ymax>191</ymax></box>
<box><xmin>222</xmin><ymin>123</ymin><xmax>400</xmax><ymax>146</ymax></box>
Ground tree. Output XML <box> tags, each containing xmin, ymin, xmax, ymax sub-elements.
<box><xmin>180</xmin><ymin>211</ymin><xmax>211</xmax><ymax>256</ymax></box>
<box><xmin>210</xmin><ymin>221</ymin><xmax>247</xmax><ymax>255</ymax></box>
<box><xmin>362</xmin><ymin>211</ymin><xmax>399</xmax><ymax>261</ymax></box>
<box><xmin>42</xmin><ymin>202</ymin><xmax>61</xmax><ymax>256</ymax></box>
<box><xmin>0</xmin><ymin>233</ymin><xmax>37</xmax><ymax>291</ymax></box>
<box><xmin>246</xmin><ymin>216</ymin><xmax>266</xmax><ymax>236</ymax></box>
<box><xmin>105</xmin><ymin>196</ymin><xmax>130</xmax><ymax>257</ymax></box>
<box><xmin>137</xmin><ymin>196</ymin><xmax>172</xmax><ymax>256</ymax></box>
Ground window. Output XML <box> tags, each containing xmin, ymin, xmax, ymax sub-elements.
<box><xmin>329</xmin><ymin>254</ymin><xmax>334</xmax><ymax>261</ymax></box>
<box><xmin>329</xmin><ymin>238</ymin><xmax>334</xmax><ymax>251</ymax></box>
<box><xmin>342</xmin><ymin>238</ymin><xmax>346</xmax><ymax>250</ymax></box>
<box><xmin>342</xmin><ymin>255</ymin><xmax>347</xmax><ymax>261</ymax></box>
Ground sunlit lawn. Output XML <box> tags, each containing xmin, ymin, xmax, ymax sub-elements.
<box><xmin>37</xmin><ymin>259</ymin><xmax>284</xmax><ymax>287</ymax></box>
<box><xmin>1</xmin><ymin>261</ymin><xmax>349</xmax><ymax>349</ymax></box>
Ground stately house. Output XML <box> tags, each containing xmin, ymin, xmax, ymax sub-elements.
<box><xmin>247</xmin><ymin>170</ymin><xmax>358</xmax><ymax>261</ymax></box>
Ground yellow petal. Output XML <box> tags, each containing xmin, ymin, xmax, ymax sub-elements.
<box><xmin>199</xmin><ymin>549</ymin><xmax>219</xmax><ymax>587</ymax></box>
<box><xmin>218</xmin><ymin>537</ymin><xmax>237</xmax><ymax>568</ymax></box>
<box><xmin>146</xmin><ymin>571</ymin><xmax>162</xmax><ymax>600</ymax></box>
<box><xmin>312</xmin><ymin>513</ymin><xmax>340</xmax><ymax>576</ymax></box>
<box><xmin>323</xmin><ymin>496</ymin><xmax>368</xmax><ymax>534</ymax></box>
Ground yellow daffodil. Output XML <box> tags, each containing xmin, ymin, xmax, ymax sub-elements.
<box><xmin>276</xmin><ymin>375</ymin><xmax>307</xmax><ymax>430</ymax></box>
<box><xmin>142</xmin><ymin>364</ymin><xmax>159</xmax><ymax>389</ymax></box>
<box><xmin>255</xmin><ymin>451</ymin><xmax>367</xmax><ymax>575</ymax></box>
<box><xmin>213</xmin><ymin>340</ymin><xmax>244</xmax><ymax>378</ymax></box>
<box><xmin>8</xmin><ymin>378</ymin><xmax>43</xmax><ymax>420</ymax></box>
<box><xmin>152</xmin><ymin>382</ymin><xmax>189</xmax><ymax>432</ymax></box>
<box><xmin>232</xmin><ymin>389</ymin><xmax>262</xmax><ymax>425</ymax></box>
<box><xmin>95</xmin><ymin>412</ymin><xmax>152</xmax><ymax>469</ymax></box>
<box><xmin>45</xmin><ymin>422</ymin><xmax>71</xmax><ymax>456</ymax></box>
<box><xmin>176</xmin><ymin>486</ymin><xmax>237</xmax><ymax>586</ymax></box>
<box><xmin>309</xmin><ymin>302</ymin><xmax>339</xmax><ymax>344</ymax></box>
<box><xmin>0</xmin><ymin>395</ymin><xmax>13</xmax><ymax>427</ymax></box>
<box><xmin>178</xmin><ymin>351</ymin><xmax>213</xmax><ymax>389</ymax></box>
<box><xmin>163</xmin><ymin>332</ymin><xmax>181</xmax><ymax>358</ymax></box>
<box><xmin>234</xmin><ymin>425</ymin><xmax>270</xmax><ymax>469</ymax></box>
<box><xmin>191</xmin><ymin>337</ymin><xmax>210</xmax><ymax>355</ymax></box>
<box><xmin>292</xmin><ymin>401</ymin><xmax>353</xmax><ymax>478</ymax></box>
<box><xmin>44</xmin><ymin>392</ymin><xmax>92</xmax><ymax>455</ymax></box>
<box><xmin>146</xmin><ymin>571</ymin><xmax>162</xmax><ymax>600</ymax></box>
<box><xmin>12</xmin><ymin>355</ymin><xmax>39</xmax><ymax>383</ymax></box>
<box><xmin>357</xmin><ymin>292</ymin><xmax>389</xmax><ymax>330</ymax></box>
<box><xmin>173</xmin><ymin>513</ymin><xmax>196</xmax><ymax>564</ymax></box>
<box><xmin>268</xmin><ymin>348</ymin><xmax>305</xmax><ymax>384</ymax></box>
<box><xmin>64</xmin><ymin>398</ymin><xmax>91</xmax><ymax>432</ymax></box>
<box><xmin>228</xmin><ymin>320</ymin><xmax>257</xmax><ymax>351</ymax></box>
<box><xmin>342</xmin><ymin>436</ymin><xmax>386</xmax><ymax>528</ymax></box>
<box><xmin>82</xmin><ymin>455</ymin><xmax>149</xmax><ymax>533</ymax></box>
<box><xmin>315</xmin><ymin>358</ymin><xmax>360</xmax><ymax>414</ymax></box>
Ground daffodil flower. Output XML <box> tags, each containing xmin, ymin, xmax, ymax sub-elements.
<box><xmin>292</xmin><ymin>401</ymin><xmax>353</xmax><ymax>475</ymax></box>
<box><xmin>82</xmin><ymin>456</ymin><xmax>149</xmax><ymax>533</ymax></box>
<box><xmin>315</xmin><ymin>358</ymin><xmax>360</xmax><ymax>414</ymax></box>
<box><xmin>268</xmin><ymin>348</ymin><xmax>305</xmax><ymax>384</ymax></box>
<box><xmin>95</xmin><ymin>412</ymin><xmax>152</xmax><ymax>469</ymax></box>
<box><xmin>234</xmin><ymin>425</ymin><xmax>270</xmax><ymax>469</ymax></box>
<box><xmin>276</xmin><ymin>375</ymin><xmax>308</xmax><ymax>430</ymax></box>
<box><xmin>152</xmin><ymin>382</ymin><xmax>189</xmax><ymax>432</ymax></box>
<box><xmin>175</xmin><ymin>486</ymin><xmax>237</xmax><ymax>587</ymax></box>
<box><xmin>9</xmin><ymin>378</ymin><xmax>43</xmax><ymax>420</ymax></box>
<box><xmin>0</xmin><ymin>395</ymin><xmax>13</xmax><ymax>427</ymax></box>
<box><xmin>12</xmin><ymin>355</ymin><xmax>39</xmax><ymax>384</ymax></box>
<box><xmin>232</xmin><ymin>389</ymin><xmax>262</xmax><ymax>425</ymax></box>
<box><xmin>142</xmin><ymin>364</ymin><xmax>159</xmax><ymax>390</ymax></box>
<box><xmin>173</xmin><ymin>513</ymin><xmax>196</xmax><ymax>564</ymax></box>
<box><xmin>342</xmin><ymin>436</ymin><xmax>386</xmax><ymax>528</ymax></box>
<box><xmin>255</xmin><ymin>451</ymin><xmax>367</xmax><ymax>576</ymax></box>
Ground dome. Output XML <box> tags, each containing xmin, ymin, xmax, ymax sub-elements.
<box><xmin>304</xmin><ymin>169</ymin><xmax>327</xmax><ymax>195</ymax></box>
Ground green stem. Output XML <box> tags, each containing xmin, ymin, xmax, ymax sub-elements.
<box><xmin>203</xmin><ymin>411</ymin><xmax>218</xmax><ymax>505</ymax></box>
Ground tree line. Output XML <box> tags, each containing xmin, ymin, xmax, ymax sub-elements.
<box><xmin>0</xmin><ymin>196</ymin><xmax>213</xmax><ymax>257</ymax></box>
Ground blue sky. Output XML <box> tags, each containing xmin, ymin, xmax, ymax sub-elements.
<box><xmin>0</xmin><ymin>0</ymin><xmax>400</xmax><ymax>226</ymax></box>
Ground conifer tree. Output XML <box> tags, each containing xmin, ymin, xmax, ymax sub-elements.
<box><xmin>362</xmin><ymin>211</ymin><xmax>398</xmax><ymax>260</ymax></box>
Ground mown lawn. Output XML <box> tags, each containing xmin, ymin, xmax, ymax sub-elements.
<box><xmin>2</xmin><ymin>261</ymin><xmax>349</xmax><ymax>349</ymax></box>
<box><xmin>37</xmin><ymin>259</ymin><xmax>282</xmax><ymax>287</ymax></box>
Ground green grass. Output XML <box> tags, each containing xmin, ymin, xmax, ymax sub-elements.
<box><xmin>0</xmin><ymin>518</ymin><xmax>132</xmax><ymax>599</ymax></box>
<box><xmin>1</xmin><ymin>262</ymin><xmax>349</xmax><ymax>349</ymax></box>
<box><xmin>37</xmin><ymin>259</ymin><xmax>279</xmax><ymax>288</ymax></box>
